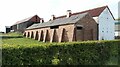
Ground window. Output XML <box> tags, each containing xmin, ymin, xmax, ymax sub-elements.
<box><xmin>77</xmin><ymin>26</ymin><xmax>82</xmax><ymax>30</ymax></box>
<box><xmin>50</xmin><ymin>26</ymin><xmax>59</xmax><ymax>29</ymax></box>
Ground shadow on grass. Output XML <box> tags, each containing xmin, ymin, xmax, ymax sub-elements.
<box><xmin>1</xmin><ymin>36</ymin><xmax>23</xmax><ymax>39</ymax></box>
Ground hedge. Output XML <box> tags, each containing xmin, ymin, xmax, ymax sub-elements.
<box><xmin>2</xmin><ymin>40</ymin><xmax>120</xmax><ymax>65</ymax></box>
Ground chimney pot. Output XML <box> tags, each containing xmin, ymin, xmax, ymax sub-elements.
<box><xmin>51</xmin><ymin>15</ymin><xmax>55</xmax><ymax>20</ymax></box>
<box><xmin>40</xmin><ymin>18</ymin><xmax>44</xmax><ymax>23</ymax></box>
<box><xmin>66</xmin><ymin>10</ymin><xmax>72</xmax><ymax>18</ymax></box>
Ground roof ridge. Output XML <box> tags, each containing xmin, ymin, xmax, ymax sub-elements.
<box><xmin>81</xmin><ymin>5</ymin><xmax>107</xmax><ymax>11</ymax></box>
<box><xmin>55</xmin><ymin>5</ymin><xmax>107</xmax><ymax>19</ymax></box>
<box><xmin>12</xmin><ymin>15</ymin><xmax>39</xmax><ymax>25</ymax></box>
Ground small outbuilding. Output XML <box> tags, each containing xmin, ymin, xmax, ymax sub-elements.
<box><xmin>5</xmin><ymin>26</ymin><xmax>11</xmax><ymax>33</ymax></box>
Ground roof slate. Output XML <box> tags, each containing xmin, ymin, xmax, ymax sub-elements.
<box><xmin>27</xmin><ymin>13</ymin><xmax>88</xmax><ymax>30</ymax></box>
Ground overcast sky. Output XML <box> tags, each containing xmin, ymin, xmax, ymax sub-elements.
<box><xmin>0</xmin><ymin>0</ymin><xmax>119</xmax><ymax>32</ymax></box>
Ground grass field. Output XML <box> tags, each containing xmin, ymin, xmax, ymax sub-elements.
<box><xmin>1</xmin><ymin>32</ymin><xmax>102</xmax><ymax>48</ymax></box>
<box><xmin>1</xmin><ymin>32</ymin><xmax>119</xmax><ymax>65</ymax></box>
<box><xmin>2</xmin><ymin>32</ymin><xmax>49</xmax><ymax>48</ymax></box>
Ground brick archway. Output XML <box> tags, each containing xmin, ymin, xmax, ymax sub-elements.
<box><xmin>39</xmin><ymin>30</ymin><xmax>44</xmax><ymax>41</ymax></box>
<box><xmin>61</xmin><ymin>28</ymin><xmax>68</xmax><ymax>42</ymax></box>
<box><xmin>27</xmin><ymin>32</ymin><xmax>30</xmax><ymax>38</ymax></box>
<box><xmin>46</xmin><ymin>30</ymin><xmax>50</xmax><ymax>42</ymax></box>
<box><xmin>53</xmin><ymin>29</ymin><xmax>58</xmax><ymax>42</ymax></box>
<box><xmin>30</xmin><ymin>31</ymin><xmax>34</xmax><ymax>38</ymax></box>
<box><xmin>35</xmin><ymin>31</ymin><xmax>39</xmax><ymax>40</ymax></box>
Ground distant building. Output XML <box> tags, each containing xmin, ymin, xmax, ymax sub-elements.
<box><xmin>5</xmin><ymin>26</ymin><xmax>11</xmax><ymax>33</ymax></box>
<box><xmin>115</xmin><ymin>21</ymin><xmax>120</xmax><ymax>39</ymax></box>
<box><xmin>11</xmin><ymin>15</ymin><xmax>41</xmax><ymax>33</ymax></box>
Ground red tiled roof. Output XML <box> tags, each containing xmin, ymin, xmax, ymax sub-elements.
<box><xmin>56</xmin><ymin>6</ymin><xmax>108</xmax><ymax>19</ymax></box>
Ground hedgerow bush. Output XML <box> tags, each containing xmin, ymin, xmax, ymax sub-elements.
<box><xmin>2</xmin><ymin>40</ymin><xmax>120</xmax><ymax>65</ymax></box>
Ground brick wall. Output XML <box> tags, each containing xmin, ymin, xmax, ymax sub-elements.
<box><xmin>25</xmin><ymin>24</ymin><xmax>75</xmax><ymax>42</ymax></box>
<box><xmin>75</xmin><ymin>14</ymin><xmax>98</xmax><ymax>41</ymax></box>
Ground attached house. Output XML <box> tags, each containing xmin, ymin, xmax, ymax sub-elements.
<box><xmin>24</xmin><ymin>12</ymin><xmax>98</xmax><ymax>42</ymax></box>
<box><xmin>54</xmin><ymin>6</ymin><xmax>115</xmax><ymax>40</ymax></box>
<box><xmin>11</xmin><ymin>15</ymin><xmax>41</xmax><ymax>33</ymax></box>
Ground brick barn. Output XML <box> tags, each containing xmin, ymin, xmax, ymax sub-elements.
<box><xmin>11</xmin><ymin>15</ymin><xmax>41</xmax><ymax>33</ymax></box>
<box><xmin>24</xmin><ymin>12</ymin><xmax>97</xmax><ymax>42</ymax></box>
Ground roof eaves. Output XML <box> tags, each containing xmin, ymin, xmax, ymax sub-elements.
<box><xmin>26</xmin><ymin>23</ymin><xmax>75</xmax><ymax>30</ymax></box>
<box><xmin>106</xmin><ymin>6</ymin><xmax>115</xmax><ymax>20</ymax></box>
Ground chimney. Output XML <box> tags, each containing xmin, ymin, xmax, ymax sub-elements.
<box><xmin>51</xmin><ymin>15</ymin><xmax>55</xmax><ymax>20</ymax></box>
<box><xmin>40</xmin><ymin>18</ymin><xmax>44</xmax><ymax>23</ymax></box>
<box><xmin>66</xmin><ymin>10</ymin><xmax>72</xmax><ymax>18</ymax></box>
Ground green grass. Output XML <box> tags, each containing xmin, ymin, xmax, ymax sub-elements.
<box><xmin>2</xmin><ymin>32</ymin><xmax>49</xmax><ymax>48</ymax></box>
<box><xmin>2</xmin><ymin>38</ymin><xmax>46</xmax><ymax>48</ymax></box>
<box><xmin>1</xmin><ymin>32</ymin><xmax>23</xmax><ymax>39</ymax></box>
<box><xmin>1</xmin><ymin>32</ymin><xmax>22</xmax><ymax>36</ymax></box>
<box><xmin>2</xmin><ymin>35</ymin><xmax>118</xmax><ymax>49</ymax></box>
